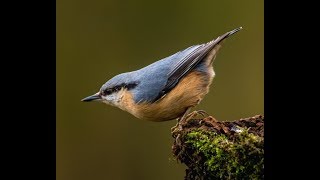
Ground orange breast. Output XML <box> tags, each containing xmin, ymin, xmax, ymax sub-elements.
<box><xmin>119</xmin><ymin>70</ymin><xmax>214</xmax><ymax>121</ymax></box>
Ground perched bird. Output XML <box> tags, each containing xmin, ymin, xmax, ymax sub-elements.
<box><xmin>82</xmin><ymin>27</ymin><xmax>242</xmax><ymax>122</ymax></box>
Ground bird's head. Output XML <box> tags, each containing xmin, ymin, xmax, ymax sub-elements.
<box><xmin>81</xmin><ymin>72</ymin><xmax>139</xmax><ymax>107</ymax></box>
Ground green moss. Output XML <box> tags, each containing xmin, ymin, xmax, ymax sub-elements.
<box><xmin>183</xmin><ymin>128</ymin><xmax>263</xmax><ymax>179</ymax></box>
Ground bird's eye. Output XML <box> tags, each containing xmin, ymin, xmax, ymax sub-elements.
<box><xmin>103</xmin><ymin>89</ymin><xmax>113</xmax><ymax>95</ymax></box>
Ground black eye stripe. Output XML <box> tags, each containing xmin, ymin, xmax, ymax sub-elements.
<box><xmin>114</xmin><ymin>86</ymin><xmax>121</xmax><ymax>91</ymax></box>
<box><xmin>102</xmin><ymin>82</ymin><xmax>139</xmax><ymax>95</ymax></box>
<box><xmin>124</xmin><ymin>83</ymin><xmax>138</xmax><ymax>90</ymax></box>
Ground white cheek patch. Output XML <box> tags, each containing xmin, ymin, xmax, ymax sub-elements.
<box><xmin>101</xmin><ymin>89</ymin><xmax>125</xmax><ymax>106</ymax></box>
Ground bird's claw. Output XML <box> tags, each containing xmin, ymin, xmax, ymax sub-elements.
<box><xmin>172</xmin><ymin>110</ymin><xmax>211</xmax><ymax>137</ymax></box>
<box><xmin>181</xmin><ymin>110</ymin><xmax>210</xmax><ymax>123</ymax></box>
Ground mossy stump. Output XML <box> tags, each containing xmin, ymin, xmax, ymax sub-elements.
<box><xmin>171</xmin><ymin>115</ymin><xmax>264</xmax><ymax>180</ymax></box>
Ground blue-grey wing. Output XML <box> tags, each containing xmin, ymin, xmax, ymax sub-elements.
<box><xmin>152</xmin><ymin>28</ymin><xmax>242</xmax><ymax>102</ymax></box>
<box><xmin>131</xmin><ymin>45</ymin><xmax>200</xmax><ymax>103</ymax></box>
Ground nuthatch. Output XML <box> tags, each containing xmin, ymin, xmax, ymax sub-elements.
<box><xmin>82</xmin><ymin>27</ymin><xmax>242</xmax><ymax>122</ymax></box>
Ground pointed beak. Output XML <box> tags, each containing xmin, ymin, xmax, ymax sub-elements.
<box><xmin>81</xmin><ymin>93</ymin><xmax>101</xmax><ymax>102</ymax></box>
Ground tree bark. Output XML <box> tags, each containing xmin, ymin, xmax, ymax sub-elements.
<box><xmin>171</xmin><ymin>114</ymin><xmax>264</xmax><ymax>180</ymax></box>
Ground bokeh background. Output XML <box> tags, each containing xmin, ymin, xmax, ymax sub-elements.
<box><xmin>57</xmin><ymin>0</ymin><xmax>263</xmax><ymax>179</ymax></box>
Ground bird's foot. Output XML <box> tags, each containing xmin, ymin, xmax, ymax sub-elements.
<box><xmin>181</xmin><ymin>110</ymin><xmax>209</xmax><ymax>123</ymax></box>
<box><xmin>171</xmin><ymin>117</ymin><xmax>183</xmax><ymax>134</ymax></box>
<box><xmin>171</xmin><ymin>121</ymin><xmax>180</xmax><ymax>132</ymax></box>
<box><xmin>172</xmin><ymin>110</ymin><xmax>211</xmax><ymax>136</ymax></box>
<box><xmin>172</xmin><ymin>110</ymin><xmax>209</xmax><ymax>133</ymax></box>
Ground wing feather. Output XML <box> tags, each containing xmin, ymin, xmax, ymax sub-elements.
<box><xmin>152</xmin><ymin>27</ymin><xmax>242</xmax><ymax>102</ymax></box>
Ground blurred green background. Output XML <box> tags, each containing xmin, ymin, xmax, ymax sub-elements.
<box><xmin>57</xmin><ymin>0</ymin><xmax>263</xmax><ymax>179</ymax></box>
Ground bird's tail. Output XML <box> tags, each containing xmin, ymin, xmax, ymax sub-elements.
<box><xmin>200</xmin><ymin>26</ymin><xmax>242</xmax><ymax>61</ymax></box>
<box><xmin>212</xmin><ymin>27</ymin><xmax>242</xmax><ymax>44</ymax></box>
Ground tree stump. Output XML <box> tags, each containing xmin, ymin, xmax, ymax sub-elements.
<box><xmin>171</xmin><ymin>115</ymin><xmax>264</xmax><ymax>180</ymax></box>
